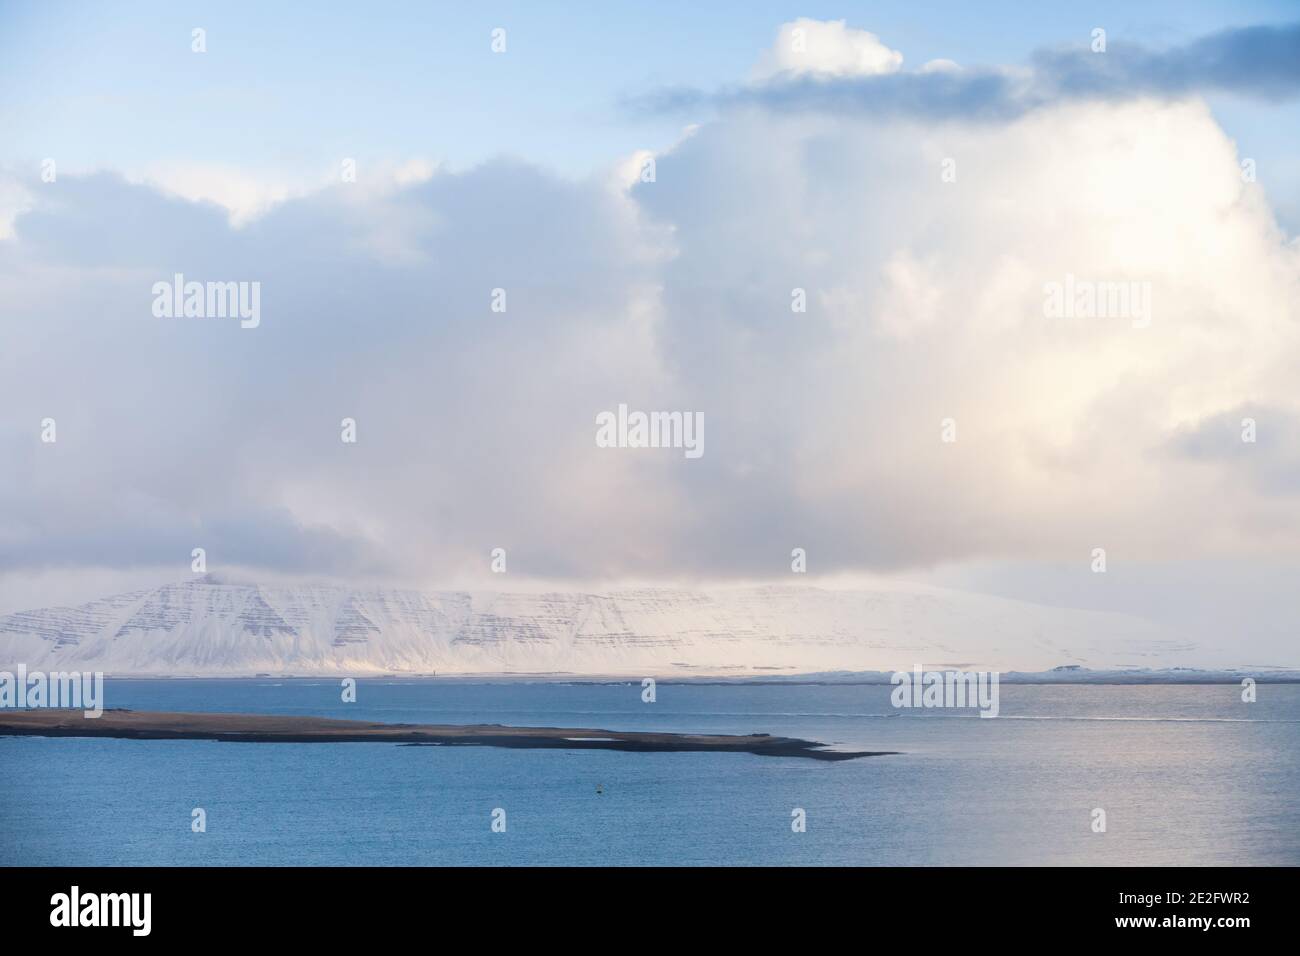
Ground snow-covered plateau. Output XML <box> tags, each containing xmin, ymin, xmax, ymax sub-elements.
<box><xmin>0</xmin><ymin>574</ymin><xmax>1287</xmax><ymax>679</ymax></box>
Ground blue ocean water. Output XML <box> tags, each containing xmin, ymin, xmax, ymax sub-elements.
<box><xmin>2</xmin><ymin>680</ymin><xmax>1297</xmax><ymax>866</ymax></box>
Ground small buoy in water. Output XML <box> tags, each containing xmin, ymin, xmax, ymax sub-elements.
<box><xmin>596</xmin><ymin>784</ymin><xmax>604</xmax><ymax>795</ymax></box>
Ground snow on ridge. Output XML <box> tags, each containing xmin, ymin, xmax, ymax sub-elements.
<box><xmin>0</xmin><ymin>575</ymin><xmax>1227</xmax><ymax>677</ymax></box>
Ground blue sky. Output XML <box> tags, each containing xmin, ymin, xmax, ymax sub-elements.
<box><xmin>3</xmin><ymin>0</ymin><xmax>1299</xmax><ymax>211</ymax></box>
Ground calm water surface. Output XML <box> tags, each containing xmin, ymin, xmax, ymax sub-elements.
<box><xmin>2</xmin><ymin>680</ymin><xmax>1296</xmax><ymax>865</ymax></box>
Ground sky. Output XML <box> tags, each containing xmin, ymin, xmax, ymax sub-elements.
<box><xmin>2</xmin><ymin>1</ymin><xmax>1299</xmax><ymax>216</ymax></box>
<box><xmin>1</xmin><ymin>2</ymin><xmax>1299</xmax><ymax>659</ymax></box>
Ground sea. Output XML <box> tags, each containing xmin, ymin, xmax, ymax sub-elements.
<box><xmin>2</xmin><ymin>680</ymin><xmax>1297</xmax><ymax>866</ymax></box>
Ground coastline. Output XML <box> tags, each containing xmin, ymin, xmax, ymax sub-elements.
<box><xmin>0</xmin><ymin>708</ymin><xmax>894</xmax><ymax>761</ymax></box>
<box><xmin>50</xmin><ymin>668</ymin><xmax>1300</xmax><ymax>684</ymax></box>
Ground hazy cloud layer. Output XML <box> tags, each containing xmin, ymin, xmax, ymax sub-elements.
<box><xmin>629</xmin><ymin>21</ymin><xmax>1300</xmax><ymax>120</ymax></box>
<box><xmin>2</xmin><ymin>20</ymin><xmax>1299</xmax><ymax>589</ymax></box>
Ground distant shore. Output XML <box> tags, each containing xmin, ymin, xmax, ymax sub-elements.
<box><xmin>0</xmin><ymin>708</ymin><xmax>892</xmax><ymax>761</ymax></box>
<box><xmin>40</xmin><ymin>669</ymin><xmax>1300</xmax><ymax>684</ymax></box>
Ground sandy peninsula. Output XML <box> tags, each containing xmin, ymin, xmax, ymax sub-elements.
<box><xmin>0</xmin><ymin>708</ymin><xmax>893</xmax><ymax>761</ymax></box>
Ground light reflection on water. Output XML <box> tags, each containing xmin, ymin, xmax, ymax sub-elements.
<box><xmin>1</xmin><ymin>681</ymin><xmax>1296</xmax><ymax>865</ymax></box>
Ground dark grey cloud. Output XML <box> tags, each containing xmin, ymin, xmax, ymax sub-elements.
<box><xmin>626</xmin><ymin>69</ymin><xmax>1027</xmax><ymax>122</ymax></box>
<box><xmin>625</xmin><ymin>22</ymin><xmax>1300</xmax><ymax>121</ymax></box>
<box><xmin>0</xmin><ymin>498</ymin><xmax>378</xmax><ymax>577</ymax></box>
<box><xmin>1169</xmin><ymin>404</ymin><xmax>1300</xmax><ymax>495</ymax></box>
<box><xmin>1038</xmin><ymin>23</ymin><xmax>1300</xmax><ymax>101</ymax></box>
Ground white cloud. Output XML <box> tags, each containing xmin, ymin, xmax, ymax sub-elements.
<box><xmin>2</xmin><ymin>76</ymin><xmax>1298</xmax><ymax>593</ymax></box>
<box><xmin>131</xmin><ymin>159</ymin><xmax>445</xmax><ymax>227</ymax></box>
<box><xmin>0</xmin><ymin>175</ymin><xmax>35</xmax><ymax>239</ymax></box>
<box><xmin>920</xmin><ymin>58</ymin><xmax>961</xmax><ymax>74</ymax></box>
<box><xmin>630</xmin><ymin>95</ymin><xmax>1300</xmax><ymax>570</ymax></box>
<box><xmin>131</xmin><ymin>163</ymin><xmax>306</xmax><ymax>227</ymax></box>
<box><xmin>752</xmin><ymin>18</ymin><xmax>903</xmax><ymax>80</ymax></box>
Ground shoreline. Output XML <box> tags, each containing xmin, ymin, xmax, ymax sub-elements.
<box><xmin>0</xmin><ymin>708</ymin><xmax>893</xmax><ymax>761</ymax></box>
<box><xmin>28</xmin><ymin>671</ymin><xmax>1300</xmax><ymax>685</ymax></box>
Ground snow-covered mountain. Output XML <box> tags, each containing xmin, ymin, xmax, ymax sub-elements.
<box><xmin>0</xmin><ymin>574</ymin><xmax>1226</xmax><ymax>677</ymax></box>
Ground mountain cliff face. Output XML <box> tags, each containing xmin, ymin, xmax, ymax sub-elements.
<box><xmin>0</xmin><ymin>575</ymin><xmax>1194</xmax><ymax>676</ymax></box>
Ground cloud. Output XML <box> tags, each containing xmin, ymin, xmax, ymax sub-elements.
<box><xmin>623</xmin><ymin>95</ymin><xmax>1300</xmax><ymax>572</ymax></box>
<box><xmin>626</xmin><ymin>62</ymin><xmax>1025</xmax><ymax>123</ymax></box>
<box><xmin>0</xmin><ymin>176</ymin><xmax>33</xmax><ymax>240</ymax></box>
<box><xmin>752</xmin><ymin>18</ymin><xmax>903</xmax><ymax>80</ymax></box>
<box><xmin>629</xmin><ymin>21</ymin><xmax>1300</xmax><ymax>120</ymax></box>
<box><xmin>2</xmin><ymin>24</ymin><xmax>1300</xmax><ymax>587</ymax></box>
<box><xmin>1039</xmin><ymin>21</ymin><xmax>1300</xmax><ymax>102</ymax></box>
<box><xmin>0</xmin><ymin>160</ymin><xmax>674</xmax><ymax>581</ymax></box>
<box><xmin>1170</xmin><ymin>404</ymin><xmax>1300</xmax><ymax>495</ymax></box>
<box><xmin>130</xmin><ymin>158</ymin><xmax>444</xmax><ymax>228</ymax></box>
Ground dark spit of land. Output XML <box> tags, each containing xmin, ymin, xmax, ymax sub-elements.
<box><xmin>0</xmin><ymin>708</ymin><xmax>895</xmax><ymax>761</ymax></box>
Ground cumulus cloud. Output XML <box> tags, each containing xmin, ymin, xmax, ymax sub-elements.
<box><xmin>752</xmin><ymin>18</ymin><xmax>903</xmax><ymax>80</ymax></box>
<box><xmin>0</xmin><ymin>161</ymin><xmax>674</xmax><ymax>582</ymax></box>
<box><xmin>628</xmin><ymin>95</ymin><xmax>1300</xmax><ymax>571</ymax></box>
<box><xmin>2</xmin><ymin>20</ymin><xmax>1299</xmax><ymax>590</ymax></box>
